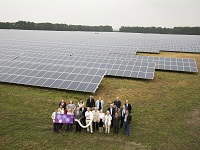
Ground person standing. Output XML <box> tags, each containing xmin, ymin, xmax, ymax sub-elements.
<box><xmin>113</xmin><ymin>112</ymin><xmax>120</xmax><ymax>135</ymax></box>
<box><xmin>98</xmin><ymin>109</ymin><xmax>105</xmax><ymax>133</ymax></box>
<box><xmin>67</xmin><ymin>100</ymin><xmax>76</xmax><ymax>113</ymax></box>
<box><xmin>92</xmin><ymin>107</ymin><xmax>99</xmax><ymax>131</ymax></box>
<box><xmin>58</xmin><ymin>105</ymin><xmax>64</xmax><ymax>131</ymax></box>
<box><xmin>125</xmin><ymin>100</ymin><xmax>132</xmax><ymax>114</ymax></box>
<box><xmin>114</xmin><ymin>97</ymin><xmax>121</xmax><ymax>109</ymax></box>
<box><xmin>86</xmin><ymin>95</ymin><xmax>95</xmax><ymax>108</ymax></box>
<box><xmin>107</xmin><ymin>104</ymin><xmax>115</xmax><ymax>128</ymax></box>
<box><xmin>66</xmin><ymin>108</ymin><xmax>74</xmax><ymax>132</ymax></box>
<box><xmin>78</xmin><ymin>99</ymin><xmax>84</xmax><ymax>109</ymax></box>
<box><xmin>120</xmin><ymin>105</ymin><xmax>126</xmax><ymax>128</ymax></box>
<box><xmin>51</xmin><ymin>109</ymin><xmax>59</xmax><ymax>133</ymax></box>
<box><xmin>123</xmin><ymin>109</ymin><xmax>132</xmax><ymax>136</ymax></box>
<box><xmin>85</xmin><ymin>107</ymin><xmax>93</xmax><ymax>134</ymax></box>
<box><xmin>74</xmin><ymin>107</ymin><xmax>83</xmax><ymax>133</ymax></box>
<box><xmin>96</xmin><ymin>97</ymin><xmax>104</xmax><ymax>111</ymax></box>
<box><xmin>104</xmin><ymin>111</ymin><xmax>112</xmax><ymax>134</ymax></box>
<box><xmin>58</xmin><ymin>99</ymin><xmax>67</xmax><ymax>110</ymax></box>
<box><xmin>80</xmin><ymin>104</ymin><xmax>87</xmax><ymax>126</ymax></box>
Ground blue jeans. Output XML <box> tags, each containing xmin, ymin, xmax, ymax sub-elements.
<box><xmin>123</xmin><ymin>122</ymin><xmax>130</xmax><ymax>136</ymax></box>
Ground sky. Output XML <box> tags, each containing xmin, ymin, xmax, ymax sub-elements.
<box><xmin>0</xmin><ymin>0</ymin><xmax>200</xmax><ymax>29</ymax></box>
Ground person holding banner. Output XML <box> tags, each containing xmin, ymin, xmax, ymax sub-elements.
<box><xmin>74</xmin><ymin>107</ymin><xmax>83</xmax><ymax>133</ymax></box>
<box><xmin>85</xmin><ymin>107</ymin><xmax>93</xmax><ymax>134</ymax></box>
<box><xmin>58</xmin><ymin>105</ymin><xmax>64</xmax><ymax>131</ymax></box>
<box><xmin>51</xmin><ymin>109</ymin><xmax>59</xmax><ymax>133</ymax></box>
<box><xmin>66</xmin><ymin>108</ymin><xmax>74</xmax><ymax>132</ymax></box>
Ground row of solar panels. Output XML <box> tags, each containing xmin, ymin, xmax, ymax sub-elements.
<box><xmin>0</xmin><ymin>30</ymin><xmax>199</xmax><ymax>93</ymax></box>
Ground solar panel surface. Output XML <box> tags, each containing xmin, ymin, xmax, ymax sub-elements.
<box><xmin>0</xmin><ymin>29</ymin><xmax>199</xmax><ymax>93</ymax></box>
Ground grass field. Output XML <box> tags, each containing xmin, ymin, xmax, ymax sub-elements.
<box><xmin>0</xmin><ymin>52</ymin><xmax>200</xmax><ymax>150</ymax></box>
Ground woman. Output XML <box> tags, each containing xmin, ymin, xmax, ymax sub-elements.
<box><xmin>58</xmin><ymin>105</ymin><xmax>64</xmax><ymax>114</ymax></box>
<box><xmin>58</xmin><ymin>105</ymin><xmax>64</xmax><ymax>131</ymax></box>
<box><xmin>98</xmin><ymin>109</ymin><xmax>105</xmax><ymax>132</ymax></box>
<box><xmin>66</xmin><ymin>108</ymin><xmax>74</xmax><ymax>132</ymax></box>
<box><xmin>77</xmin><ymin>99</ymin><xmax>84</xmax><ymax>108</ymax></box>
<box><xmin>104</xmin><ymin>110</ymin><xmax>112</xmax><ymax>134</ymax></box>
<box><xmin>51</xmin><ymin>109</ymin><xmax>59</xmax><ymax>132</ymax></box>
<box><xmin>67</xmin><ymin>100</ymin><xmax>76</xmax><ymax>112</ymax></box>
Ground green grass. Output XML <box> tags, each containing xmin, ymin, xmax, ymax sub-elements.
<box><xmin>0</xmin><ymin>52</ymin><xmax>200</xmax><ymax>150</ymax></box>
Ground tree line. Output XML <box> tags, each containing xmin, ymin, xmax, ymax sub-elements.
<box><xmin>0</xmin><ymin>21</ymin><xmax>113</xmax><ymax>32</ymax></box>
<box><xmin>119</xmin><ymin>26</ymin><xmax>200</xmax><ymax>35</ymax></box>
<box><xmin>0</xmin><ymin>21</ymin><xmax>199</xmax><ymax>35</ymax></box>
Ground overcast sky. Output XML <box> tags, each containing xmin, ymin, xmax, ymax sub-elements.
<box><xmin>0</xmin><ymin>0</ymin><xmax>200</xmax><ymax>29</ymax></box>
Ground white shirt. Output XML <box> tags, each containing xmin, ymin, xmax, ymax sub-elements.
<box><xmin>58</xmin><ymin>108</ymin><xmax>64</xmax><ymax>114</ymax></box>
<box><xmin>78</xmin><ymin>102</ymin><xmax>84</xmax><ymax>108</ymax></box>
<box><xmin>85</xmin><ymin>111</ymin><xmax>93</xmax><ymax>120</ymax></box>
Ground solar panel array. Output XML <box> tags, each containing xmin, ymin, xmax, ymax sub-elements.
<box><xmin>0</xmin><ymin>29</ymin><xmax>199</xmax><ymax>93</ymax></box>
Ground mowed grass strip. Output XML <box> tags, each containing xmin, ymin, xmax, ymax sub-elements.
<box><xmin>0</xmin><ymin>52</ymin><xmax>200</xmax><ymax>150</ymax></box>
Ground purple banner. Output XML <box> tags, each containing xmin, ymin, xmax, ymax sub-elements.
<box><xmin>55</xmin><ymin>114</ymin><xmax>74</xmax><ymax>124</ymax></box>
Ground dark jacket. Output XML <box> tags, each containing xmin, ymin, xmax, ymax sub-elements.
<box><xmin>114</xmin><ymin>100</ymin><xmax>121</xmax><ymax>108</ymax></box>
<box><xmin>120</xmin><ymin>108</ymin><xmax>126</xmax><ymax>118</ymax></box>
<box><xmin>113</xmin><ymin>115</ymin><xmax>121</xmax><ymax>126</ymax></box>
<box><xmin>125</xmin><ymin>103</ymin><xmax>132</xmax><ymax>113</ymax></box>
<box><xmin>59</xmin><ymin>102</ymin><xmax>66</xmax><ymax>110</ymax></box>
<box><xmin>86</xmin><ymin>98</ymin><xmax>95</xmax><ymax>108</ymax></box>
<box><xmin>74</xmin><ymin>111</ymin><xmax>83</xmax><ymax>120</ymax></box>
<box><xmin>79</xmin><ymin>107</ymin><xmax>87</xmax><ymax>118</ymax></box>
<box><xmin>125</xmin><ymin>114</ymin><xmax>132</xmax><ymax>125</ymax></box>
<box><xmin>107</xmin><ymin>107</ymin><xmax>115</xmax><ymax>116</ymax></box>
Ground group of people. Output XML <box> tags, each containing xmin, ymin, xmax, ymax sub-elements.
<box><xmin>51</xmin><ymin>95</ymin><xmax>132</xmax><ymax>136</ymax></box>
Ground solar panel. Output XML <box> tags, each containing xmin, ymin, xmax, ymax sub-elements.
<box><xmin>0</xmin><ymin>60</ymin><xmax>106</xmax><ymax>93</ymax></box>
<box><xmin>0</xmin><ymin>29</ymin><xmax>199</xmax><ymax>93</ymax></box>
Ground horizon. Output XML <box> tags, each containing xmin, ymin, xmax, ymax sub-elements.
<box><xmin>0</xmin><ymin>0</ymin><xmax>200</xmax><ymax>30</ymax></box>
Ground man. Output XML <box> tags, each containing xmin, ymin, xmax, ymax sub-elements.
<box><xmin>123</xmin><ymin>109</ymin><xmax>132</xmax><ymax>136</ymax></box>
<box><xmin>74</xmin><ymin>107</ymin><xmax>83</xmax><ymax>133</ymax></box>
<box><xmin>125</xmin><ymin>100</ymin><xmax>132</xmax><ymax>114</ymax></box>
<box><xmin>96</xmin><ymin>97</ymin><xmax>104</xmax><ymax>111</ymax></box>
<box><xmin>80</xmin><ymin>104</ymin><xmax>87</xmax><ymax>126</ymax></box>
<box><xmin>85</xmin><ymin>107</ymin><xmax>93</xmax><ymax>134</ymax></box>
<box><xmin>92</xmin><ymin>107</ymin><xmax>99</xmax><ymax>131</ymax></box>
<box><xmin>86</xmin><ymin>95</ymin><xmax>95</xmax><ymax>108</ymax></box>
<box><xmin>120</xmin><ymin>105</ymin><xmax>126</xmax><ymax>128</ymax></box>
<box><xmin>107</xmin><ymin>104</ymin><xmax>115</xmax><ymax>128</ymax></box>
<box><xmin>114</xmin><ymin>97</ymin><xmax>121</xmax><ymax>109</ymax></box>
<box><xmin>113</xmin><ymin>112</ymin><xmax>120</xmax><ymax>135</ymax></box>
<box><xmin>58</xmin><ymin>99</ymin><xmax>66</xmax><ymax>110</ymax></box>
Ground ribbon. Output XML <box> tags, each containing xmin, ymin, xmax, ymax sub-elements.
<box><xmin>74</xmin><ymin>113</ymin><xmax>93</xmax><ymax>128</ymax></box>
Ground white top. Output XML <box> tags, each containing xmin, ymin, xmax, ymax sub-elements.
<box><xmin>58</xmin><ymin>108</ymin><xmax>64</xmax><ymax>114</ymax></box>
<box><xmin>104</xmin><ymin>114</ymin><xmax>112</xmax><ymax>125</ymax></box>
<box><xmin>85</xmin><ymin>111</ymin><xmax>93</xmax><ymax>120</ymax></box>
<box><xmin>67</xmin><ymin>112</ymin><xmax>74</xmax><ymax>115</ymax></box>
<box><xmin>78</xmin><ymin>102</ymin><xmax>84</xmax><ymax>108</ymax></box>
<box><xmin>51</xmin><ymin>112</ymin><xmax>60</xmax><ymax>122</ymax></box>
<box><xmin>99</xmin><ymin>113</ymin><xmax>105</xmax><ymax>122</ymax></box>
